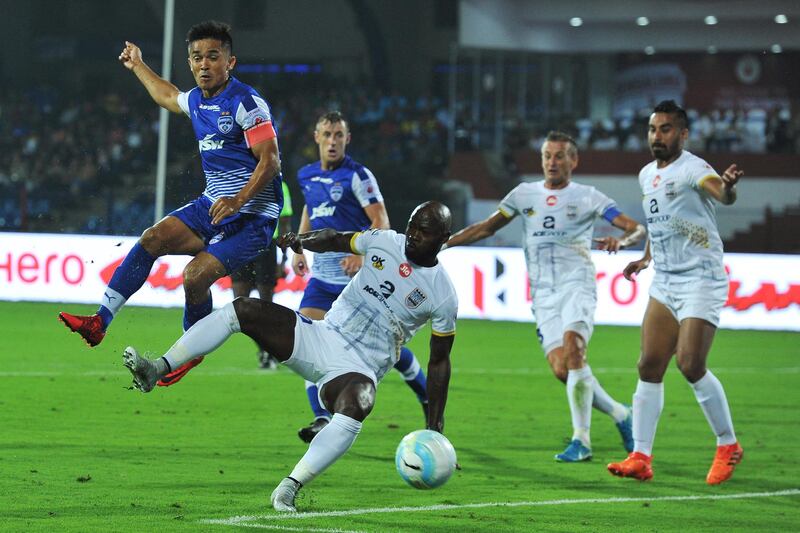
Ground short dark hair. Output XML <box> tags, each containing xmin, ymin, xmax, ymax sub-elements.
<box><xmin>544</xmin><ymin>130</ymin><xmax>578</xmax><ymax>157</ymax></box>
<box><xmin>653</xmin><ymin>100</ymin><xmax>689</xmax><ymax>130</ymax></box>
<box><xmin>186</xmin><ymin>20</ymin><xmax>233</xmax><ymax>54</ymax></box>
<box><xmin>316</xmin><ymin>111</ymin><xmax>348</xmax><ymax>130</ymax></box>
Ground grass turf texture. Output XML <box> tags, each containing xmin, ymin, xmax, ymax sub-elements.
<box><xmin>2</xmin><ymin>301</ymin><xmax>799</xmax><ymax>532</ymax></box>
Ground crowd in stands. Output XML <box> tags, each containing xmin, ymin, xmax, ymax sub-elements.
<box><xmin>3</xmin><ymin>81</ymin><xmax>798</xmax><ymax>235</ymax></box>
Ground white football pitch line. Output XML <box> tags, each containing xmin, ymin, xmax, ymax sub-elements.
<box><xmin>201</xmin><ymin>488</ymin><xmax>800</xmax><ymax>528</ymax></box>
<box><xmin>2</xmin><ymin>366</ymin><xmax>799</xmax><ymax>378</ymax></box>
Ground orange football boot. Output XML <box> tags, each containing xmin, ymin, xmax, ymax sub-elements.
<box><xmin>156</xmin><ymin>356</ymin><xmax>205</xmax><ymax>387</ymax></box>
<box><xmin>706</xmin><ymin>442</ymin><xmax>743</xmax><ymax>485</ymax></box>
<box><xmin>607</xmin><ymin>452</ymin><xmax>653</xmax><ymax>481</ymax></box>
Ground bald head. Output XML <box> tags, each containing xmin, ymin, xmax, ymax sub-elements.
<box><xmin>411</xmin><ymin>201</ymin><xmax>452</xmax><ymax>233</ymax></box>
<box><xmin>405</xmin><ymin>201</ymin><xmax>452</xmax><ymax>266</ymax></box>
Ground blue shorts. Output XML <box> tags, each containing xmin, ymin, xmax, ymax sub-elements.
<box><xmin>169</xmin><ymin>195</ymin><xmax>276</xmax><ymax>274</ymax></box>
<box><xmin>299</xmin><ymin>277</ymin><xmax>346</xmax><ymax>311</ymax></box>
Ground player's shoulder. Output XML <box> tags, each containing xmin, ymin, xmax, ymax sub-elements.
<box><xmin>679</xmin><ymin>150</ymin><xmax>716</xmax><ymax>173</ymax></box>
<box><xmin>567</xmin><ymin>180</ymin><xmax>595</xmax><ymax>194</ymax></box>
<box><xmin>508</xmin><ymin>180</ymin><xmax>542</xmax><ymax>197</ymax></box>
<box><xmin>639</xmin><ymin>159</ymin><xmax>658</xmax><ymax>181</ymax></box>
<box><xmin>297</xmin><ymin>161</ymin><xmax>322</xmax><ymax>180</ymax></box>
<box><xmin>228</xmin><ymin>77</ymin><xmax>262</xmax><ymax>99</ymax></box>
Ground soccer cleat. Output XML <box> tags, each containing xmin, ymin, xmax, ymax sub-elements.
<box><xmin>270</xmin><ymin>477</ymin><xmax>301</xmax><ymax>512</ymax></box>
<box><xmin>122</xmin><ymin>347</ymin><xmax>161</xmax><ymax>393</ymax></box>
<box><xmin>607</xmin><ymin>451</ymin><xmax>653</xmax><ymax>481</ymax></box>
<box><xmin>258</xmin><ymin>350</ymin><xmax>278</xmax><ymax>370</ymax></box>
<box><xmin>706</xmin><ymin>442</ymin><xmax>744</xmax><ymax>485</ymax></box>
<box><xmin>616</xmin><ymin>405</ymin><xmax>634</xmax><ymax>453</ymax></box>
<box><xmin>298</xmin><ymin>417</ymin><xmax>330</xmax><ymax>443</ymax></box>
<box><xmin>58</xmin><ymin>312</ymin><xmax>106</xmax><ymax>347</ymax></box>
<box><xmin>156</xmin><ymin>356</ymin><xmax>205</xmax><ymax>387</ymax></box>
<box><xmin>555</xmin><ymin>439</ymin><xmax>593</xmax><ymax>462</ymax></box>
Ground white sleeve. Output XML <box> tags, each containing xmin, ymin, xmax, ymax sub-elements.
<box><xmin>352</xmin><ymin>167</ymin><xmax>384</xmax><ymax>208</ymax></box>
<box><xmin>689</xmin><ymin>158</ymin><xmax>720</xmax><ymax>190</ymax></box>
<box><xmin>235</xmin><ymin>94</ymin><xmax>272</xmax><ymax>130</ymax></box>
<box><xmin>351</xmin><ymin>229</ymin><xmax>393</xmax><ymax>255</ymax></box>
<box><xmin>498</xmin><ymin>186</ymin><xmax>520</xmax><ymax>218</ymax></box>
<box><xmin>431</xmin><ymin>280</ymin><xmax>458</xmax><ymax>336</ymax></box>
<box><xmin>176</xmin><ymin>91</ymin><xmax>191</xmax><ymax>116</ymax></box>
<box><xmin>590</xmin><ymin>187</ymin><xmax>616</xmax><ymax>217</ymax></box>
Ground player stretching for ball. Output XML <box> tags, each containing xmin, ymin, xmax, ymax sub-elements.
<box><xmin>608</xmin><ymin>100</ymin><xmax>744</xmax><ymax>484</ymax></box>
<box><xmin>446</xmin><ymin>131</ymin><xmax>645</xmax><ymax>462</ymax></box>
<box><xmin>59</xmin><ymin>21</ymin><xmax>283</xmax><ymax>388</ymax></box>
<box><xmin>122</xmin><ymin>201</ymin><xmax>457</xmax><ymax>512</ymax></box>
<box><xmin>292</xmin><ymin>112</ymin><xmax>429</xmax><ymax>443</ymax></box>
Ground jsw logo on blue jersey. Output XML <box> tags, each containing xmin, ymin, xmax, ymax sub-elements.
<box><xmin>310</xmin><ymin>201</ymin><xmax>336</xmax><ymax>220</ymax></box>
<box><xmin>199</xmin><ymin>133</ymin><xmax>225</xmax><ymax>152</ymax></box>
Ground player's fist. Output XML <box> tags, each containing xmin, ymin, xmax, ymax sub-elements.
<box><xmin>623</xmin><ymin>258</ymin><xmax>650</xmax><ymax>281</ymax></box>
<box><xmin>721</xmin><ymin>164</ymin><xmax>744</xmax><ymax>188</ymax></box>
<box><xmin>119</xmin><ymin>41</ymin><xmax>142</xmax><ymax>71</ymax></box>
<box><xmin>291</xmin><ymin>252</ymin><xmax>308</xmax><ymax>276</ymax></box>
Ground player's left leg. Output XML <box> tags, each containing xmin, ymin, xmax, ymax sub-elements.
<box><xmin>676</xmin><ymin>318</ymin><xmax>742</xmax><ymax>484</ymax></box>
<box><xmin>393</xmin><ymin>346</ymin><xmax>429</xmax><ymax>422</ymax></box>
<box><xmin>272</xmin><ymin>372</ymin><xmax>375</xmax><ymax>512</ymax></box>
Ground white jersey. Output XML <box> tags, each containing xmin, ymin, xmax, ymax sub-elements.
<box><xmin>325</xmin><ymin>229</ymin><xmax>458</xmax><ymax>368</ymax></box>
<box><xmin>639</xmin><ymin>150</ymin><xmax>724</xmax><ymax>278</ymax></box>
<box><xmin>499</xmin><ymin>181</ymin><xmax>618</xmax><ymax>290</ymax></box>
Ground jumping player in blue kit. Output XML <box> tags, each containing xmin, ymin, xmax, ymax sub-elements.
<box><xmin>59</xmin><ymin>21</ymin><xmax>283</xmax><ymax>386</ymax></box>
<box><xmin>292</xmin><ymin>112</ymin><xmax>429</xmax><ymax>442</ymax></box>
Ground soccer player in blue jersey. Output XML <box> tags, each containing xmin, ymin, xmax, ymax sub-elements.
<box><xmin>292</xmin><ymin>111</ymin><xmax>429</xmax><ymax>442</ymax></box>
<box><xmin>59</xmin><ymin>21</ymin><xmax>283</xmax><ymax>386</ymax></box>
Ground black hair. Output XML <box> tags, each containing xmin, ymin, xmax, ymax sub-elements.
<box><xmin>653</xmin><ymin>99</ymin><xmax>689</xmax><ymax>130</ymax></box>
<box><xmin>186</xmin><ymin>20</ymin><xmax>233</xmax><ymax>54</ymax></box>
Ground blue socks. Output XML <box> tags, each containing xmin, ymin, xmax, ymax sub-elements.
<box><xmin>305</xmin><ymin>381</ymin><xmax>331</xmax><ymax>419</ymax></box>
<box><xmin>97</xmin><ymin>243</ymin><xmax>156</xmax><ymax>329</ymax></box>
<box><xmin>394</xmin><ymin>347</ymin><xmax>428</xmax><ymax>403</ymax></box>
<box><xmin>183</xmin><ymin>295</ymin><xmax>213</xmax><ymax>331</ymax></box>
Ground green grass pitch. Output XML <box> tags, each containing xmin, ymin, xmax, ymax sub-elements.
<box><xmin>2</xmin><ymin>301</ymin><xmax>799</xmax><ymax>532</ymax></box>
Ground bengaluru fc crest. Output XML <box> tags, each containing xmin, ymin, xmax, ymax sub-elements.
<box><xmin>329</xmin><ymin>183</ymin><xmax>343</xmax><ymax>202</ymax></box>
<box><xmin>217</xmin><ymin>113</ymin><xmax>233</xmax><ymax>134</ymax></box>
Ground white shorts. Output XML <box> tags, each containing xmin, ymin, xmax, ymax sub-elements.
<box><xmin>284</xmin><ymin>313</ymin><xmax>393</xmax><ymax>396</ymax></box>
<box><xmin>532</xmin><ymin>283</ymin><xmax>596</xmax><ymax>355</ymax></box>
<box><xmin>649</xmin><ymin>272</ymin><xmax>728</xmax><ymax>326</ymax></box>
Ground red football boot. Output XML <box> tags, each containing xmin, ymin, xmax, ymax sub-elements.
<box><xmin>58</xmin><ymin>312</ymin><xmax>106</xmax><ymax>347</ymax></box>
<box><xmin>156</xmin><ymin>356</ymin><xmax>205</xmax><ymax>387</ymax></box>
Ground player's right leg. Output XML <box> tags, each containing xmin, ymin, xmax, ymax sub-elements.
<box><xmin>59</xmin><ymin>216</ymin><xmax>205</xmax><ymax>347</ymax></box>
<box><xmin>608</xmin><ymin>297</ymin><xmax>677</xmax><ymax>481</ymax></box>
<box><xmin>273</xmin><ymin>372</ymin><xmax>375</xmax><ymax>512</ymax></box>
<box><xmin>123</xmin><ymin>297</ymin><xmax>298</xmax><ymax>392</ymax></box>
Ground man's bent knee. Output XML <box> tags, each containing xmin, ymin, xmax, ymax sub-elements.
<box><xmin>326</xmin><ymin>377</ymin><xmax>376</xmax><ymax>422</ymax></box>
<box><xmin>676</xmin><ymin>355</ymin><xmax>706</xmax><ymax>383</ymax></box>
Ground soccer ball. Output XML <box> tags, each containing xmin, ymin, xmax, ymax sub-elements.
<box><xmin>395</xmin><ymin>429</ymin><xmax>457</xmax><ymax>489</ymax></box>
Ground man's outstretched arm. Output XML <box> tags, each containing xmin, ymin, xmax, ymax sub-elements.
<box><xmin>446</xmin><ymin>211</ymin><xmax>512</xmax><ymax>249</ymax></box>
<box><xmin>279</xmin><ymin>228</ymin><xmax>358</xmax><ymax>255</ymax></box>
<box><xmin>119</xmin><ymin>41</ymin><xmax>182</xmax><ymax>114</ymax></box>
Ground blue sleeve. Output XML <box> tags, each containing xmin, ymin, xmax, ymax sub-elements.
<box><xmin>602</xmin><ymin>205</ymin><xmax>622</xmax><ymax>223</ymax></box>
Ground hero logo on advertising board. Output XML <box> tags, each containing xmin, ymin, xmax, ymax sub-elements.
<box><xmin>1</xmin><ymin>234</ymin><xmax>798</xmax><ymax>331</ymax></box>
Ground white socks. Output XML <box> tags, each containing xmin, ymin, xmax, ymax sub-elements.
<box><xmin>566</xmin><ymin>366</ymin><xmax>594</xmax><ymax>447</ymax></box>
<box><xmin>633</xmin><ymin>380</ymin><xmax>663</xmax><ymax>456</ymax></box>
<box><xmin>289</xmin><ymin>413</ymin><xmax>362</xmax><ymax>486</ymax></box>
<box><xmin>102</xmin><ymin>288</ymin><xmax>126</xmax><ymax>315</ymax></box>
<box><xmin>691</xmin><ymin>370</ymin><xmax>737</xmax><ymax>446</ymax></box>
<box><xmin>590</xmin><ymin>370</ymin><xmax>630</xmax><ymax>423</ymax></box>
<box><xmin>163</xmin><ymin>302</ymin><xmax>241</xmax><ymax>369</ymax></box>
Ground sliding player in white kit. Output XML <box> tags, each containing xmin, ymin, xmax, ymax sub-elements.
<box><xmin>446</xmin><ymin>131</ymin><xmax>645</xmax><ymax>462</ymax></box>
<box><xmin>608</xmin><ymin>100</ymin><xmax>744</xmax><ymax>484</ymax></box>
<box><xmin>121</xmin><ymin>201</ymin><xmax>457</xmax><ymax>512</ymax></box>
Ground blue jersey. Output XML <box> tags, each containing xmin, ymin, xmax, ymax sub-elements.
<box><xmin>297</xmin><ymin>156</ymin><xmax>384</xmax><ymax>284</ymax></box>
<box><xmin>177</xmin><ymin>77</ymin><xmax>283</xmax><ymax>219</ymax></box>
